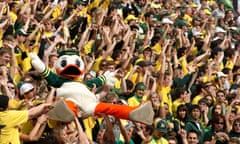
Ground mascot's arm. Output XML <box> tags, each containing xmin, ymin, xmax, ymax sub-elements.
<box><xmin>85</xmin><ymin>75</ymin><xmax>106</xmax><ymax>88</ymax></box>
<box><xmin>30</xmin><ymin>53</ymin><xmax>68</xmax><ymax>87</ymax></box>
<box><xmin>41</xmin><ymin>67</ymin><xmax>71</xmax><ymax>87</ymax></box>
<box><xmin>85</xmin><ymin>71</ymin><xmax>116</xmax><ymax>88</ymax></box>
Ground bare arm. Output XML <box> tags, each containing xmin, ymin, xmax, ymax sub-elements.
<box><xmin>116</xmin><ymin>118</ymin><xmax>131</xmax><ymax>144</ymax></box>
<box><xmin>74</xmin><ymin>116</ymin><xmax>89</xmax><ymax>144</ymax></box>
<box><xmin>28</xmin><ymin>103</ymin><xmax>52</xmax><ymax>119</ymax></box>
<box><xmin>20</xmin><ymin>114</ymin><xmax>48</xmax><ymax>142</ymax></box>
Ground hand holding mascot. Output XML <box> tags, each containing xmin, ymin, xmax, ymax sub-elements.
<box><xmin>30</xmin><ymin>50</ymin><xmax>154</xmax><ymax>125</ymax></box>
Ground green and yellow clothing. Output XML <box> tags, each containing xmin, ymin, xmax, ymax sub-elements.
<box><xmin>183</xmin><ymin>14</ymin><xmax>192</xmax><ymax>27</ymax></box>
<box><xmin>129</xmin><ymin>72</ymin><xmax>144</xmax><ymax>85</ymax></box>
<box><xmin>191</xmin><ymin>94</ymin><xmax>204</xmax><ymax>105</ymax></box>
<box><xmin>0</xmin><ymin>110</ymin><xmax>28</xmax><ymax>144</ymax></box>
<box><xmin>43</xmin><ymin>31</ymin><xmax>54</xmax><ymax>38</ymax></box>
<box><xmin>172</xmin><ymin>100</ymin><xmax>185</xmax><ymax>117</ymax></box>
<box><xmin>8</xmin><ymin>99</ymin><xmax>24</xmax><ymax>110</ymax></box>
<box><xmin>178</xmin><ymin>55</ymin><xmax>188</xmax><ymax>75</ymax></box>
<box><xmin>14</xmin><ymin>43</ymin><xmax>34</xmax><ymax>73</ymax></box>
<box><xmin>83</xmin><ymin>117</ymin><xmax>103</xmax><ymax>141</ymax></box>
<box><xmin>127</xmin><ymin>95</ymin><xmax>147</xmax><ymax>107</ymax></box>
<box><xmin>92</xmin><ymin>56</ymin><xmax>113</xmax><ymax>72</ymax></box>
<box><xmin>225</xmin><ymin>60</ymin><xmax>234</xmax><ymax>70</ymax></box>
<box><xmin>88</xmin><ymin>0</ymin><xmax>110</xmax><ymax>12</ymax></box>
<box><xmin>201</xmin><ymin>75</ymin><xmax>215</xmax><ymax>83</ymax></box>
<box><xmin>0</xmin><ymin>29</ymin><xmax>4</xmax><ymax>47</ymax></box>
<box><xmin>152</xmin><ymin>43</ymin><xmax>162</xmax><ymax>55</ymax></box>
<box><xmin>78</xmin><ymin>8</ymin><xmax>91</xmax><ymax>24</ymax></box>
<box><xmin>149</xmin><ymin>137</ymin><xmax>169</xmax><ymax>144</ymax></box>
<box><xmin>185</xmin><ymin>118</ymin><xmax>204</xmax><ymax>144</ymax></box>
<box><xmin>52</xmin><ymin>5</ymin><xmax>62</xmax><ymax>20</ymax></box>
<box><xmin>116</xmin><ymin>139</ymin><xmax>135</xmax><ymax>144</ymax></box>
<box><xmin>84</xmin><ymin>40</ymin><xmax>94</xmax><ymax>54</ymax></box>
<box><xmin>9</xmin><ymin>11</ymin><xmax>18</xmax><ymax>25</ymax></box>
<box><xmin>160</xmin><ymin>86</ymin><xmax>173</xmax><ymax>114</ymax></box>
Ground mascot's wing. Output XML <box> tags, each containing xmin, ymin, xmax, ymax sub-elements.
<box><xmin>103</xmin><ymin>70</ymin><xmax>116</xmax><ymax>87</ymax></box>
<box><xmin>85</xmin><ymin>70</ymin><xmax>116</xmax><ymax>88</ymax></box>
<box><xmin>30</xmin><ymin>53</ymin><xmax>66</xmax><ymax>87</ymax></box>
<box><xmin>30</xmin><ymin>53</ymin><xmax>46</xmax><ymax>73</ymax></box>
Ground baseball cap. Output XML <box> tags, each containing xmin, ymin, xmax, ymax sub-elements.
<box><xmin>20</xmin><ymin>83</ymin><xmax>34</xmax><ymax>95</ymax></box>
<box><xmin>154</xmin><ymin>119</ymin><xmax>167</xmax><ymax>133</ymax></box>
<box><xmin>162</xmin><ymin>17</ymin><xmax>173</xmax><ymax>24</ymax></box>
<box><xmin>135</xmin><ymin>82</ymin><xmax>146</xmax><ymax>91</ymax></box>
<box><xmin>0</xmin><ymin>96</ymin><xmax>9</xmax><ymax>111</ymax></box>
<box><xmin>215</xmin><ymin>26</ymin><xmax>226</xmax><ymax>33</ymax></box>
<box><xmin>16</xmin><ymin>28</ymin><xmax>28</xmax><ymax>36</ymax></box>
<box><xmin>217</xmin><ymin>71</ymin><xmax>228</xmax><ymax>78</ymax></box>
<box><xmin>47</xmin><ymin>100</ymin><xmax>75</xmax><ymax>122</ymax></box>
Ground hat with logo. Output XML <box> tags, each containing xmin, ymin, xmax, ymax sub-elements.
<box><xmin>162</xmin><ymin>17</ymin><xmax>173</xmax><ymax>24</ymax></box>
<box><xmin>217</xmin><ymin>71</ymin><xmax>228</xmax><ymax>78</ymax></box>
<box><xmin>135</xmin><ymin>82</ymin><xmax>146</xmax><ymax>91</ymax></box>
<box><xmin>215</xmin><ymin>26</ymin><xmax>226</xmax><ymax>33</ymax></box>
<box><xmin>154</xmin><ymin>119</ymin><xmax>167</xmax><ymax>133</ymax></box>
<box><xmin>16</xmin><ymin>28</ymin><xmax>28</xmax><ymax>36</ymax></box>
<box><xmin>20</xmin><ymin>83</ymin><xmax>34</xmax><ymax>95</ymax></box>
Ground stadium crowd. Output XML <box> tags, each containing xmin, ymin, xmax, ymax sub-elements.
<box><xmin>0</xmin><ymin>0</ymin><xmax>240</xmax><ymax>143</ymax></box>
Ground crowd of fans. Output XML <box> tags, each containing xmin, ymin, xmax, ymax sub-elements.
<box><xmin>0</xmin><ymin>0</ymin><xmax>240</xmax><ymax>143</ymax></box>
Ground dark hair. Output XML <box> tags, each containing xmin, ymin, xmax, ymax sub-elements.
<box><xmin>216</xmin><ymin>90</ymin><xmax>225</xmax><ymax>96</ymax></box>
<box><xmin>175</xmin><ymin>87</ymin><xmax>187</xmax><ymax>99</ymax></box>
<box><xmin>187</xmin><ymin>130</ymin><xmax>199</xmax><ymax>139</ymax></box>
<box><xmin>0</xmin><ymin>96</ymin><xmax>9</xmax><ymax>111</ymax></box>
<box><xmin>176</xmin><ymin>104</ymin><xmax>188</xmax><ymax>121</ymax></box>
<box><xmin>212</xmin><ymin>104</ymin><xmax>224</xmax><ymax>116</ymax></box>
<box><xmin>211</xmin><ymin>114</ymin><xmax>226</xmax><ymax>131</ymax></box>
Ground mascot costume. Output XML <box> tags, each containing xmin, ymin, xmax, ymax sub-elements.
<box><xmin>30</xmin><ymin>50</ymin><xmax>154</xmax><ymax>125</ymax></box>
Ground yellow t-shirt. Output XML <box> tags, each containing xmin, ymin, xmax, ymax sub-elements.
<box><xmin>8</xmin><ymin>99</ymin><xmax>24</xmax><ymax>110</ymax></box>
<box><xmin>127</xmin><ymin>95</ymin><xmax>147</xmax><ymax>107</ymax></box>
<box><xmin>52</xmin><ymin>5</ymin><xmax>62</xmax><ymax>20</ymax></box>
<box><xmin>149</xmin><ymin>137</ymin><xmax>169</xmax><ymax>144</ymax></box>
<box><xmin>83</xmin><ymin>117</ymin><xmax>103</xmax><ymax>141</ymax></box>
<box><xmin>160</xmin><ymin>86</ymin><xmax>172</xmax><ymax>114</ymax></box>
<box><xmin>178</xmin><ymin>55</ymin><xmax>188</xmax><ymax>75</ymax></box>
<box><xmin>15</xmin><ymin>43</ymin><xmax>35</xmax><ymax>73</ymax></box>
<box><xmin>225</xmin><ymin>60</ymin><xmax>234</xmax><ymax>70</ymax></box>
<box><xmin>192</xmin><ymin>94</ymin><xmax>203</xmax><ymax>105</ymax></box>
<box><xmin>172</xmin><ymin>100</ymin><xmax>185</xmax><ymax>117</ymax></box>
<box><xmin>0</xmin><ymin>110</ymin><xmax>28</xmax><ymax>144</ymax></box>
<box><xmin>10</xmin><ymin>11</ymin><xmax>18</xmax><ymax>24</ymax></box>
<box><xmin>183</xmin><ymin>14</ymin><xmax>192</xmax><ymax>26</ymax></box>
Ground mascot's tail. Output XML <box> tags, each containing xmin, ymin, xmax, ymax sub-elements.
<box><xmin>94</xmin><ymin>101</ymin><xmax>154</xmax><ymax>125</ymax></box>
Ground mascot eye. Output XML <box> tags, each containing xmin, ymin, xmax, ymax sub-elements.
<box><xmin>61</xmin><ymin>60</ymin><xmax>67</xmax><ymax>67</ymax></box>
<box><xmin>76</xmin><ymin>59</ymin><xmax>80</xmax><ymax>67</ymax></box>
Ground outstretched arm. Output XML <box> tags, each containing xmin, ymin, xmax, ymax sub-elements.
<box><xmin>30</xmin><ymin>53</ymin><xmax>68</xmax><ymax>87</ymax></box>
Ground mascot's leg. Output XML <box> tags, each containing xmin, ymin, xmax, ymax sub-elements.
<box><xmin>94</xmin><ymin>101</ymin><xmax>154</xmax><ymax>125</ymax></box>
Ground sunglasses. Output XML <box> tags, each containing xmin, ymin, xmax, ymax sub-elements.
<box><xmin>215</xmin><ymin>122</ymin><xmax>224</xmax><ymax>125</ymax></box>
<box><xmin>234</xmin><ymin>123</ymin><xmax>240</xmax><ymax>127</ymax></box>
<box><xmin>8</xmin><ymin>86</ymin><xmax>15</xmax><ymax>90</ymax></box>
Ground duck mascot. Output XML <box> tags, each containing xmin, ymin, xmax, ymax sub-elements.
<box><xmin>30</xmin><ymin>50</ymin><xmax>154</xmax><ymax>125</ymax></box>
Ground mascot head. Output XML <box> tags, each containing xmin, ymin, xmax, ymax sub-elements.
<box><xmin>56</xmin><ymin>50</ymin><xmax>84</xmax><ymax>78</ymax></box>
